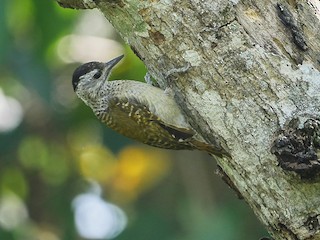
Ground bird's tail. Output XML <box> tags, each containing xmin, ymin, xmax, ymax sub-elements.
<box><xmin>190</xmin><ymin>139</ymin><xmax>230</xmax><ymax>158</ymax></box>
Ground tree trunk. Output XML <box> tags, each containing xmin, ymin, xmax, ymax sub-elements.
<box><xmin>57</xmin><ymin>0</ymin><xmax>320</xmax><ymax>239</ymax></box>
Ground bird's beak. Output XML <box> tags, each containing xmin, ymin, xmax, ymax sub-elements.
<box><xmin>100</xmin><ymin>55</ymin><xmax>124</xmax><ymax>88</ymax></box>
<box><xmin>104</xmin><ymin>55</ymin><xmax>124</xmax><ymax>73</ymax></box>
<box><xmin>106</xmin><ymin>54</ymin><xmax>124</xmax><ymax>66</ymax></box>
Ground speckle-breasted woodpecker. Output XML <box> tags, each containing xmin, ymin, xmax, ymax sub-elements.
<box><xmin>72</xmin><ymin>55</ymin><xmax>228</xmax><ymax>157</ymax></box>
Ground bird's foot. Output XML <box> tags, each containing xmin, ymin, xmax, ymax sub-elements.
<box><xmin>144</xmin><ymin>72</ymin><xmax>160</xmax><ymax>87</ymax></box>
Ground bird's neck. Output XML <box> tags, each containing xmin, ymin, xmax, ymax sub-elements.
<box><xmin>81</xmin><ymin>84</ymin><xmax>110</xmax><ymax>110</ymax></box>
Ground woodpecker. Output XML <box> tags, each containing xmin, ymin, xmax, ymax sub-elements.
<box><xmin>72</xmin><ymin>55</ymin><xmax>228</xmax><ymax>157</ymax></box>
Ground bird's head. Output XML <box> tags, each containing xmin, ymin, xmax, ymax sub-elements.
<box><xmin>72</xmin><ymin>55</ymin><xmax>124</xmax><ymax>101</ymax></box>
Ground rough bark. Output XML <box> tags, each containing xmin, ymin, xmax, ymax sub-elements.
<box><xmin>57</xmin><ymin>0</ymin><xmax>320</xmax><ymax>239</ymax></box>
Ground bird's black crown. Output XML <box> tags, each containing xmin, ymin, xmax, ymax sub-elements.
<box><xmin>72</xmin><ymin>62</ymin><xmax>105</xmax><ymax>91</ymax></box>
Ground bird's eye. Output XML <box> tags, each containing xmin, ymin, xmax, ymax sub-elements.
<box><xmin>93</xmin><ymin>71</ymin><xmax>102</xmax><ymax>79</ymax></box>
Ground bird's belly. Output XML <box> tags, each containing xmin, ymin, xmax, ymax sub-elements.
<box><xmin>102</xmin><ymin>113</ymin><xmax>192</xmax><ymax>150</ymax></box>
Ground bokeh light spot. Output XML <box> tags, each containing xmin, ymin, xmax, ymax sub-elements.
<box><xmin>0</xmin><ymin>193</ymin><xmax>28</xmax><ymax>230</ymax></box>
<box><xmin>40</xmin><ymin>143</ymin><xmax>70</xmax><ymax>186</ymax></box>
<box><xmin>18</xmin><ymin>136</ymin><xmax>70</xmax><ymax>185</ymax></box>
<box><xmin>78</xmin><ymin>145</ymin><xmax>117</xmax><ymax>183</ymax></box>
<box><xmin>0</xmin><ymin>89</ymin><xmax>23</xmax><ymax>132</ymax></box>
<box><xmin>73</xmin><ymin>190</ymin><xmax>127</xmax><ymax>239</ymax></box>
<box><xmin>0</xmin><ymin>167</ymin><xmax>28</xmax><ymax>199</ymax></box>
<box><xmin>57</xmin><ymin>34</ymin><xmax>123</xmax><ymax>63</ymax></box>
<box><xmin>18</xmin><ymin>136</ymin><xmax>49</xmax><ymax>170</ymax></box>
<box><xmin>112</xmin><ymin>146</ymin><xmax>171</xmax><ymax>202</ymax></box>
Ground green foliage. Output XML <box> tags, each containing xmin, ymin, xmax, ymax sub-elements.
<box><xmin>0</xmin><ymin>0</ymin><xmax>268</xmax><ymax>239</ymax></box>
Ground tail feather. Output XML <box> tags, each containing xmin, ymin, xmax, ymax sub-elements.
<box><xmin>190</xmin><ymin>139</ymin><xmax>230</xmax><ymax>158</ymax></box>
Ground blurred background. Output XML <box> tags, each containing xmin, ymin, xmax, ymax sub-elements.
<box><xmin>0</xmin><ymin>0</ymin><xmax>268</xmax><ymax>239</ymax></box>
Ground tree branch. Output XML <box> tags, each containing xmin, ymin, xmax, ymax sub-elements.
<box><xmin>57</xmin><ymin>0</ymin><xmax>320</xmax><ymax>239</ymax></box>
